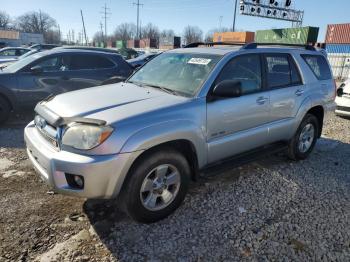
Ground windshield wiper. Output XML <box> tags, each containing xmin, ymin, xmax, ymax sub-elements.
<box><xmin>144</xmin><ymin>84</ymin><xmax>180</xmax><ymax>96</ymax></box>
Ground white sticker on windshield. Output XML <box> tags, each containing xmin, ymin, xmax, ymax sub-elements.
<box><xmin>188</xmin><ymin>58</ymin><xmax>212</xmax><ymax>65</ymax></box>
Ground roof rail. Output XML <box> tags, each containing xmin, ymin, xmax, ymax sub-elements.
<box><xmin>184</xmin><ymin>42</ymin><xmax>246</xmax><ymax>48</ymax></box>
<box><xmin>242</xmin><ymin>42</ymin><xmax>316</xmax><ymax>51</ymax></box>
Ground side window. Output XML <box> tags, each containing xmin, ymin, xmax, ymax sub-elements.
<box><xmin>216</xmin><ymin>54</ymin><xmax>262</xmax><ymax>95</ymax></box>
<box><xmin>70</xmin><ymin>54</ymin><xmax>115</xmax><ymax>70</ymax></box>
<box><xmin>32</xmin><ymin>56</ymin><xmax>61</xmax><ymax>72</ymax></box>
<box><xmin>265</xmin><ymin>54</ymin><xmax>302</xmax><ymax>89</ymax></box>
<box><xmin>301</xmin><ymin>55</ymin><xmax>332</xmax><ymax>80</ymax></box>
<box><xmin>2</xmin><ymin>49</ymin><xmax>16</xmax><ymax>56</ymax></box>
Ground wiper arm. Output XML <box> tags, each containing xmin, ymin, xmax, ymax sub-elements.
<box><xmin>145</xmin><ymin>84</ymin><xmax>179</xmax><ymax>96</ymax></box>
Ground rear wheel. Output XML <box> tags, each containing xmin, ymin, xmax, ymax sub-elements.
<box><xmin>287</xmin><ymin>114</ymin><xmax>319</xmax><ymax>160</ymax></box>
<box><xmin>121</xmin><ymin>148</ymin><xmax>190</xmax><ymax>223</ymax></box>
<box><xmin>0</xmin><ymin>96</ymin><xmax>11</xmax><ymax>124</ymax></box>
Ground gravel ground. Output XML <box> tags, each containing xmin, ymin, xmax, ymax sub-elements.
<box><xmin>0</xmin><ymin>112</ymin><xmax>349</xmax><ymax>262</ymax></box>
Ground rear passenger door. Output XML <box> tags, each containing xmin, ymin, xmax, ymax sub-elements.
<box><xmin>263</xmin><ymin>53</ymin><xmax>304</xmax><ymax>141</ymax></box>
<box><xmin>63</xmin><ymin>54</ymin><xmax>117</xmax><ymax>91</ymax></box>
<box><xmin>207</xmin><ymin>54</ymin><xmax>270</xmax><ymax>163</ymax></box>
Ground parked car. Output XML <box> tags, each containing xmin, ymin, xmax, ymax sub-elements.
<box><xmin>0</xmin><ymin>49</ymin><xmax>40</xmax><ymax>68</ymax></box>
<box><xmin>118</xmin><ymin>48</ymin><xmax>139</xmax><ymax>59</ymax></box>
<box><xmin>24</xmin><ymin>43</ymin><xmax>336</xmax><ymax>223</ymax></box>
<box><xmin>127</xmin><ymin>52</ymin><xmax>160</xmax><ymax>68</ymax></box>
<box><xmin>0</xmin><ymin>47</ymin><xmax>31</xmax><ymax>60</ymax></box>
<box><xmin>0</xmin><ymin>49</ymin><xmax>133</xmax><ymax>123</ymax></box>
<box><xmin>30</xmin><ymin>44</ymin><xmax>61</xmax><ymax>51</ymax></box>
<box><xmin>335</xmin><ymin>80</ymin><xmax>350</xmax><ymax>117</ymax></box>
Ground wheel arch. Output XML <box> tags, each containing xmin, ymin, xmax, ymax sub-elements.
<box><xmin>306</xmin><ymin>105</ymin><xmax>324</xmax><ymax>138</ymax></box>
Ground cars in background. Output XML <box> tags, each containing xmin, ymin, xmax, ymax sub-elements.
<box><xmin>127</xmin><ymin>52</ymin><xmax>160</xmax><ymax>68</ymax></box>
<box><xmin>0</xmin><ymin>49</ymin><xmax>133</xmax><ymax>123</ymax></box>
<box><xmin>0</xmin><ymin>49</ymin><xmax>40</xmax><ymax>67</ymax></box>
<box><xmin>0</xmin><ymin>47</ymin><xmax>31</xmax><ymax>59</ymax></box>
<box><xmin>118</xmin><ymin>48</ymin><xmax>139</xmax><ymax>59</ymax></box>
<box><xmin>30</xmin><ymin>44</ymin><xmax>61</xmax><ymax>51</ymax></box>
<box><xmin>335</xmin><ymin>80</ymin><xmax>350</xmax><ymax>117</ymax></box>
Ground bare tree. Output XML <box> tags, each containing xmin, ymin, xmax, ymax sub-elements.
<box><xmin>16</xmin><ymin>11</ymin><xmax>56</xmax><ymax>33</ymax></box>
<box><xmin>183</xmin><ymin>25</ymin><xmax>203</xmax><ymax>44</ymax></box>
<box><xmin>113</xmin><ymin>23</ymin><xmax>137</xmax><ymax>41</ymax></box>
<box><xmin>15</xmin><ymin>11</ymin><xmax>58</xmax><ymax>43</ymax></box>
<box><xmin>140</xmin><ymin>23</ymin><xmax>160</xmax><ymax>39</ymax></box>
<box><xmin>160</xmin><ymin>29</ymin><xmax>175</xmax><ymax>38</ymax></box>
<box><xmin>0</xmin><ymin>11</ymin><xmax>11</xmax><ymax>29</ymax></box>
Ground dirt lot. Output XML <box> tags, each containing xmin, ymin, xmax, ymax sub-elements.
<box><xmin>0</xmin><ymin>112</ymin><xmax>349</xmax><ymax>262</ymax></box>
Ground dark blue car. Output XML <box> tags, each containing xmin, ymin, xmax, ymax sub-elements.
<box><xmin>0</xmin><ymin>49</ymin><xmax>133</xmax><ymax>123</ymax></box>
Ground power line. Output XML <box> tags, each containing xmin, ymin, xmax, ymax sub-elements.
<box><xmin>133</xmin><ymin>0</ymin><xmax>144</xmax><ymax>39</ymax></box>
<box><xmin>101</xmin><ymin>3</ymin><xmax>111</xmax><ymax>43</ymax></box>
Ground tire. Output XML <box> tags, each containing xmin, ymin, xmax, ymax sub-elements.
<box><xmin>0</xmin><ymin>96</ymin><xmax>11</xmax><ymax>124</ymax></box>
<box><xmin>121</xmin><ymin>148</ymin><xmax>190</xmax><ymax>223</ymax></box>
<box><xmin>287</xmin><ymin>114</ymin><xmax>319</xmax><ymax>160</ymax></box>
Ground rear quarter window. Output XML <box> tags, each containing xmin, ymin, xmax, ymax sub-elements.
<box><xmin>301</xmin><ymin>54</ymin><xmax>332</xmax><ymax>80</ymax></box>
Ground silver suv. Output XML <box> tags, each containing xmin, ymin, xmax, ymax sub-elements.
<box><xmin>25</xmin><ymin>43</ymin><xmax>336</xmax><ymax>223</ymax></box>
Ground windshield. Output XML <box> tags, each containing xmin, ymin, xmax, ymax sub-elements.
<box><xmin>19</xmin><ymin>50</ymin><xmax>38</xmax><ymax>59</ymax></box>
<box><xmin>128</xmin><ymin>52</ymin><xmax>222</xmax><ymax>96</ymax></box>
<box><xmin>2</xmin><ymin>52</ymin><xmax>43</xmax><ymax>73</ymax></box>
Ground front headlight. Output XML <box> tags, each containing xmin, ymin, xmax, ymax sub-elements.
<box><xmin>62</xmin><ymin>124</ymin><xmax>114</xmax><ymax>150</ymax></box>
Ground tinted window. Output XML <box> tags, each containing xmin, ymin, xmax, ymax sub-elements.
<box><xmin>0</xmin><ymin>49</ymin><xmax>17</xmax><ymax>56</ymax></box>
<box><xmin>301</xmin><ymin>55</ymin><xmax>332</xmax><ymax>80</ymax></box>
<box><xmin>216</xmin><ymin>54</ymin><xmax>262</xmax><ymax>95</ymax></box>
<box><xmin>70</xmin><ymin>54</ymin><xmax>115</xmax><ymax>70</ymax></box>
<box><xmin>31</xmin><ymin>55</ymin><xmax>70</xmax><ymax>72</ymax></box>
<box><xmin>265</xmin><ymin>54</ymin><xmax>302</xmax><ymax>89</ymax></box>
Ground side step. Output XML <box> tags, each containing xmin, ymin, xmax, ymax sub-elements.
<box><xmin>201</xmin><ymin>142</ymin><xmax>287</xmax><ymax>177</ymax></box>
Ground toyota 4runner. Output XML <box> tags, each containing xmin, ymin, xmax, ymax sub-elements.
<box><xmin>25</xmin><ymin>43</ymin><xmax>336</xmax><ymax>223</ymax></box>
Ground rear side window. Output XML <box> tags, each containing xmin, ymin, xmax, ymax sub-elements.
<box><xmin>301</xmin><ymin>55</ymin><xmax>332</xmax><ymax>80</ymax></box>
<box><xmin>70</xmin><ymin>54</ymin><xmax>115</xmax><ymax>70</ymax></box>
<box><xmin>264</xmin><ymin>54</ymin><xmax>302</xmax><ymax>89</ymax></box>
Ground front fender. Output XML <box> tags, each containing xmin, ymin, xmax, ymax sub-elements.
<box><xmin>0</xmin><ymin>85</ymin><xmax>17</xmax><ymax>110</ymax></box>
<box><xmin>120</xmin><ymin>120</ymin><xmax>207</xmax><ymax>168</ymax></box>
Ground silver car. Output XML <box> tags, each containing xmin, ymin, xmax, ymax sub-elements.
<box><xmin>25</xmin><ymin>43</ymin><xmax>336</xmax><ymax>223</ymax></box>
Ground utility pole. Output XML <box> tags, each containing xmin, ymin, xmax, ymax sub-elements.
<box><xmin>219</xmin><ymin>16</ymin><xmax>223</xmax><ymax>32</ymax></box>
<box><xmin>80</xmin><ymin>10</ymin><xmax>88</xmax><ymax>45</ymax></box>
<box><xmin>100</xmin><ymin>22</ymin><xmax>104</xmax><ymax>46</ymax></box>
<box><xmin>232</xmin><ymin>0</ymin><xmax>238</xmax><ymax>32</ymax></box>
<box><xmin>133</xmin><ymin>0</ymin><xmax>143</xmax><ymax>39</ymax></box>
<box><xmin>101</xmin><ymin>3</ymin><xmax>111</xmax><ymax>44</ymax></box>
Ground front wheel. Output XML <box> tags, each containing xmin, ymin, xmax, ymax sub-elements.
<box><xmin>121</xmin><ymin>148</ymin><xmax>190</xmax><ymax>223</ymax></box>
<box><xmin>287</xmin><ymin>114</ymin><xmax>319</xmax><ymax>160</ymax></box>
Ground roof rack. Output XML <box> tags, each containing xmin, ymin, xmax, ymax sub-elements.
<box><xmin>184</xmin><ymin>41</ymin><xmax>317</xmax><ymax>51</ymax></box>
<box><xmin>184</xmin><ymin>42</ymin><xmax>246</xmax><ymax>48</ymax></box>
<box><xmin>242</xmin><ymin>42</ymin><xmax>316</xmax><ymax>51</ymax></box>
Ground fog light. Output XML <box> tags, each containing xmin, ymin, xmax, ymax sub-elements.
<box><xmin>73</xmin><ymin>175</ymin><xmax>84</xmax><ymax>188</ymax></box>
<box><xmin>65</xmin><ymin>173</ymin><xmax>84</xmax><ymax>189</ymax></box>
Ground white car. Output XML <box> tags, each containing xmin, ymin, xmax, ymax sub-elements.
<box><xmin>335</xmin><ymin>80</ymin><xmax>350</xmax><ymax>117</ymax></box>
<box><xmin>0</xmin><ymin>47</ymin><xmax>30</xmax><ymax>59</ymax></box>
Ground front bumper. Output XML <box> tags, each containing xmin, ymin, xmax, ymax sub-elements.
<box><xmin>24</xmin><ymin>121</ymin><xmax>142</xmax><ymax>199</ymax></box>
<box><xmin>335</xmin><ymin>96</ymin><xmax>350</xmax><ymax>117</ymax></box>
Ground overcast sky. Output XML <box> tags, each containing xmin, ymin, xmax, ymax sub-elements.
<box><xmin>1</xmin><ymin>0</ymin><xmax>349</xmax><ymax>41</ymax></box>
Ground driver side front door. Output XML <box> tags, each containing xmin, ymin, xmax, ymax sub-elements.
<box><xmin>206</xmin><ymin>54</ymin><xmax>270</xmax><ymax>164</ymax></box>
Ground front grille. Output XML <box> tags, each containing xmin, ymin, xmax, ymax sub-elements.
<box><xmin>336</xmin><ymin>106</ymin><xmax>350</xmax><ymax>112</ymax></box>
<box><xmin>34</xmin><ymin>115</ymin><xmax>60</xmax><ymax>149</ymax></box>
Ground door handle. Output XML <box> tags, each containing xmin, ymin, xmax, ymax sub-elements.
<box><xmin>295</xmin><ymin>89</ymin><xmax>304</xmax><ymax>96</ymax></box>
<box><xmin>256</xmin><ymin>97</ymin><xmax>268</xmax><ymax>105</ymax></box>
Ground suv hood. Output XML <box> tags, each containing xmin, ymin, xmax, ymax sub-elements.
<box><xmin>40</xmin><ymin>82</ymin><xmax>188</xmax><ymax>125</ymax></box>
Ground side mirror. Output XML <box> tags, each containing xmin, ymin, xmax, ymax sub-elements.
<box><xmin>337</xmin><ymin>88</ymin><xmax>343</xmax><ymax>97</ymax></box>
<box><xmin>30</xmin><ymin>65</ymin><xmax>43</xmax><ymax>74</ymax></box>
<box><xmin>212</xmin><ymin>80</ymin><xmax>242</xmax><ymax>98</ymax></box>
